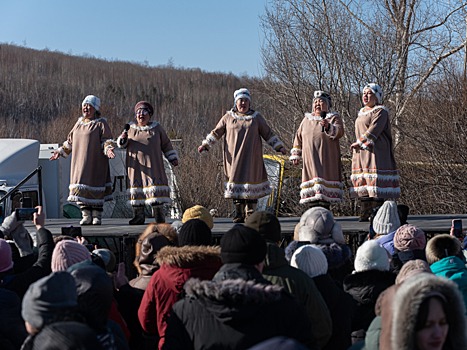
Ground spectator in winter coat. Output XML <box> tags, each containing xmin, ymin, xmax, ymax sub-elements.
<box><xmin>163</xmin><ymin>224</ymin><xmax>319</xmax><ymax>350</ymax></box>
<box><xmin>425</xmin><ymin>233</ymin><xmax>467</xmax><ymax>312</ymax></box>
<box><xmin>139</xmin><ymin>219</ymin><xmax>222</xmax><ymax>349</ymax></box>
<box><xmin>0</xmin><ymin>287</ymin><xmax>28</xmax><ymax>350</ymax></box>
<box><xmin>349</xmin><ymin>259</ymin><xmax>433</xmax><ymax>350</ymax></box>
<box><xmin>20</xmin><ymin>271</ymin><xmax>86</xmax><ymax>349</ymax></box>
<box><xmin>51</xmin><ymin>239</ymin><xmax>91</xmax><ymax>272</ymax></box>
<box><xmin>392</xmin><ymin>224</ymin><xmax>427</xmax><ymax>270</ymax></box>
<box><xmin>391</xmin><ymin>273</ymin><xmax>466</xmax><ymax>350</ymax></box>
<box><xmin>29</xmin><ymin>321</ymin><xmax>104</xmax><ymax>350</ymax></box>
<box><xmin>245</xmin><ymin>211</ymin><xmax>332</xmax><ymax>349</ymax></box>
<box><xmin>69</xmin><ymin>262</ymin><xmax>129</xmax><ymax>350</ymax></box>
<box><xmin>372</xmin><ymin>201</ymin><xmax>401</xmax><ymax>256</ymax></box>
<box><xmin>293</xmin><ymin>206</ymin><xmax>353</xmax><ymax>285</ymax></box>
<box><xmin>130</xmin><ymin>223</ymin><xmax>177</xmax><ymax>290</ymax></box>
<box><xmin>291</xmin><ymin>244</ymin><xmax>353</xmax><ymax>350</ymax></box>
<box><xmin>343</xmin><ymin>240</ymin><xmax>396</xmax><ymax>344</ymax></box>
<box><xmin>0</xmin><ymin>207</ymin><xmax>54</xmax><ymax>299</ymax></box>
<box><xmin>181</xmin><ymin>205</ymin><xmax>214</xmax><ymax>229</ymax></box>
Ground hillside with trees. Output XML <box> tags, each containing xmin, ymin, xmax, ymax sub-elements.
<box><xmin>1</xmin><ymin>0</ymin><xmax>466</xmax><ymax>221</ymax></box>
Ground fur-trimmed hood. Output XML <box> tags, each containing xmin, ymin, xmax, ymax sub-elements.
<box><xmin>391</xmin><ymin>273</ymin><xmax>467</xmax><ymax>350</ymax></box>
<box><xmin>182</xmin><ymin>277</ymin><xmax>285</xmax><ymax>323</ymax></box>
<box><xmin>156</xmin><ymin>245</ymin><xmax>221</xmax><ymax>268</ymax></box>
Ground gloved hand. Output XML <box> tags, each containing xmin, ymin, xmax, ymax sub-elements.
<box><xmin>0</xmin><ymin>211</ymin><xmax>33</xmax><ymax>257</ymax></box>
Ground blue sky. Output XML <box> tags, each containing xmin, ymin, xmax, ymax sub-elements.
<box><xmin>0</xmin><ymin>0</ymin><xmax>269</xmax><ymax>77</ymax></box>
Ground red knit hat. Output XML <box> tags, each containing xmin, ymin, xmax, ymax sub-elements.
<box><xmin>134</xmin><ymin>101</ymin><xmax>154</xmax><ymax>116</ymax></box>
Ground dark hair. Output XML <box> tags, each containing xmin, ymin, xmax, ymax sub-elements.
<box><xmin>415</xmin><ymin>295</ymin><xmax>448</xmax><ymax>332</ymax></box>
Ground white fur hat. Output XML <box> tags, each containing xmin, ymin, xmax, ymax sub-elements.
<box><xmin>234</xmin><ymin>88</ymin><xmax>251</xmax><ymax>103</ymax></box>
<box><xmin>82</xmin><ymin>95</ymin><xmax>101</xmax><ymax>111</ymax></box>
<box><xmin>291</xmin><ymin>244</ymin><xmax>328</xmax><ymax>278</ymax></box>
<box><xmin>363</xmin><ymin>83</ymin><xmax>383</xmax><ymax>104</ymax></box>
<box><xmin>313</xmin><ymin>90</ymin><xmax>332</xmax><ymax>108</ymax></box>
<box><xmin>372</xmin><ymin>200</ymin><xmax>401</xmax><ymax>235</ymax></box>
<box><xmin>297</xmin><ymin>207</ymin><xmax>345</xmax><ymax>245</ymax></box>
<box><xmin>354</xmin><ymin>240</ymin><xmax>390</xmax><ymax>272</ymax></box>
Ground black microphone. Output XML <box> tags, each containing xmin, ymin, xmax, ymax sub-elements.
<box><xmin>320</xmin><ymin>111</ymin><xmax>326</xmax><ymax>132</ymax></box>
<box><xmin>119</xmin><ymin>124</ymin><xmax>130</xmax><ymax>145</ymax></box>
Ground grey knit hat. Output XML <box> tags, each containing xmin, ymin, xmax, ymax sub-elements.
<box><xmin>22</xmin><ymin>271</ymin><xmax>78</xmax><ymax>330</ymax></box>
<box><xmin>297</xmin><ymin>207</ymin><xmax>345</xmax><ymax>244</ymax></box>
<box><xmin>372</xmin><ymin>201</ymin><xmax>401</xmax><ymax>235</ymax></box>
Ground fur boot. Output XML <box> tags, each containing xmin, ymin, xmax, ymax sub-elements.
<box><xmin>92</xmin><ymin>210</ymin><xmax>102</xmax><ymax>225</ymax></box>
<box><xmin>129</xmin><ymin>206</ymin><xmax>145</xmax><ymax>225</ymax></box>
<box><xmin>80</xmin><ymin>209</ymin><xmax>92</xmax><ymax>225</ymax></box>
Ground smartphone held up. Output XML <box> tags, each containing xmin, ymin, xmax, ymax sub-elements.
<box><xmin>451</xmin><ymin>219</ymin><xmax>464</xmax><ymax>240</ymax></box>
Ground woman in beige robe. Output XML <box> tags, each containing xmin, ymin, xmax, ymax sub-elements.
<box><xmin>290</xmin><ymin>91</ymin><xmax>344</xmax><ymax>209</ymax></box>
<box><xmin>350</xmin><ymin>83</ymin><xmax>401</xmax><ymax>221</ymax></box>
<box><xmin>118</xmin><ymin>101</ymin><xmax>179</xmax><ymax>225</ymax></box>
<box><xmin>50</xmin><ymin>95</ymin><xmax>116</xmax><ymax>225</ymax></box>
<box><xmin>198</xmin><ymin>88</ymin><xmax>286</xmax><ymax>223</ymax></box>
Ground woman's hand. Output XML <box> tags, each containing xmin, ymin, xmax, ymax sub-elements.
<box><xmin>49</xmin><ymin>151</ymin><xmax>60</xmax><ymax>161</ymax></box>
<box><xmin>107</xmin><ymin>147</ymin><xmax>115</xmax><ymax>159</ymax></box>
<box><xmin>198</xmin><ymin>145</ymin><xmax>208</xmax><ymax>153</ymax></box>
<box><xmin>350</xmin><ymin>142</ymin><xmax>361</xmax><ymax>152</ymax></box>
<box><xmin>278</xmin><ymin>147</ymin><xmax>287</xmax><ymax>155</ymax></box>
<box><xmin>33</xmin><ymin>206</ymin><xmax>45</xmax><ymax>230</ymax></box>
<box><xmin>319</xmin><ymin>119</ymin><xmax>330</xmax><ymax>130</ymax></box>
<box><xmin>171</xmin><ymin>159</ymin><xmax>179</xmax><ymax>167</ymax></box>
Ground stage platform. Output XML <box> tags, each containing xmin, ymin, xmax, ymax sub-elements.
<box><xmin>24</xmin><ymin>214</ymin><xmax>467</xmax><ymax>246</ymax></box>
<box><xmin>25</xmin><ymin>215</ymin><xmax>465</xmax><ymax>278</ymax></box>
<box><xmin>26</xmin><ymin>214</ymin><xmax>467</xmax><ymax>237</ymax></box>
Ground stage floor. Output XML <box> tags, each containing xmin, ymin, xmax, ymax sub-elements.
<box><xmin>26</xmin><ymin>214</ymin><xmax>467</xmax><ymax>237</ymax></box>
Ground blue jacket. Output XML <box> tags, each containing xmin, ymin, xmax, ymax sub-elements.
<box><xmin>430</xmin><ymin>256</ymin><xmax>467</xmax><ymax>312</ymax></box>
<box><xmin>375</xmin><ymin>231</ymin><xmax>396</xmax><ymax>255</ymax></box>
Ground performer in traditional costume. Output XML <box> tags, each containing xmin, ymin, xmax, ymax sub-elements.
<box><xmin>50</xmin><ymin>95</ymin><xmax>115</xmax><ymax>225</ymax></box>
<box><xmin>350</xmin><ymin>83</ymin><xmax>401</xmax><ymax>221</ymax></box>
<box><xmin>117</xmin><ymin>101</ymin><xmax>179</xmax><ymax>224</ymax></box>
<box><xmin>198</xmin><ymin>88</ymin><xmax>286</xmax><ymax>223</ymax></box>
<box><xmin>290</xmin><ymin>91</ymin><xmax>344</xmax><ymax>209</ymax></box>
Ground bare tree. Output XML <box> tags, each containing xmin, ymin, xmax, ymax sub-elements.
<box><xmin>260</xmin><ymin>0</ymin><xmax>467</xmax><ymax>215</ymax></box>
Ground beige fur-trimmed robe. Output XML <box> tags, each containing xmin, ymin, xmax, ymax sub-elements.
<box><xmin>118</xmin><ymin>121</ymin><xmax>178</xmax><ymax>206</ymax></box>
<box><xmin>59</xmin><ymin>117</ymin><xmax>115</xmax><ymax>207</ymax></box>
<box><xmin>350</xmin><ymin>105</ymin><xmax>400</xmax><ymax>199</ymax></box>
<box><xmin>290</xmin><ymin>112</ymin><xmax>345</xmax><ymax>204</ymax></box>
<box><xmin>202</xmin><ymin>109</ymin><xmax>284</xmax><ymax>200</ymax></box>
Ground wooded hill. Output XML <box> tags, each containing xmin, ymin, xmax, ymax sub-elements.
<box><xmin>0</xmin><ymin>44</ymin><xmax>465</xmax><ymax>217</ymax></box>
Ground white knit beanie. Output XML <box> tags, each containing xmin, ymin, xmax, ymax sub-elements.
<box><xmin>354</xmin><ymin>240</ymin><xmax>390</xmax><ymax>272</ymax></box>
<box><xmin>291</xmin><ymin>244</ymin><xmax>328</xmax><ymax>278</ymax></box>
<box><xmin>82</xmin><ymin>95</ymin><xmax>101</xmax><ymax>111</ymax></box>
<box><xmin>234</xmin><ymin>88</ymin><xmax>251</xmax><ymax>103</ymax></box>
<box><xmin>372</xmin><ymin>200</ymin><xmax>401</xmax><ymax>235</ymax></box>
